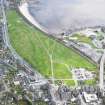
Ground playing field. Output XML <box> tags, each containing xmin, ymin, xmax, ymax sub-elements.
<box><xmin>7</xmin><ymin>10</ymin><xmax>97</xmax><ymax>86</ymax></box>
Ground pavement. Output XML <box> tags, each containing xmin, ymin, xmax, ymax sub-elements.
<box><xmin>79</xmin><ymin>94</ymin><xmax>87</xmax><ymax>105</ymax></box>
<box><xmin>99</xmin><ymin>50</ymin><xmax>105</xmax><ymax>90</ymax></box>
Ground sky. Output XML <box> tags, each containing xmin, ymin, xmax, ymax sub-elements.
<box><xmin>28</xmin><ymin>0</ymin><xmax>105</xmax><ymax>34</ymax></box>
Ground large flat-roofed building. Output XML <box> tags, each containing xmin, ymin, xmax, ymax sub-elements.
<box><xmin>83</xmin><ymin>92</ymin><xmax>98</xmax><ymax>103</ymax></box>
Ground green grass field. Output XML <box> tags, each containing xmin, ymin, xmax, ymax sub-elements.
<box><xmin>72</xmin><ymin>34</ymin><xmax>92</xmax><ymax>44</ymax></box>
<box><xmin>7</xmin><ymin>10</ymin><xmax>97</xmax><ymax>86</ymax></box>
<box><xmin>71</xmin><ymin>33</ymin><xmax>96</xmax><ymax>48</ymax></box>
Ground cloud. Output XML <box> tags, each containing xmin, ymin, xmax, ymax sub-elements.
<box><xmin>28</xmin><ymin>0</ymin><xmax>105</xmax><ymax>34</ymax></box>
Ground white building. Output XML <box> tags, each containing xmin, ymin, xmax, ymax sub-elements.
<box><xmin>83</xmin><ymin>92</ymin><xmax>98</xmax><ymax>103</ymax></box>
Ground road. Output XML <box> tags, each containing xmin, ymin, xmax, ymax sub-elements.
<box><xmin>79</xmin><ymin>94</ymin><xmax>87</xmax><ymax>105</ymax></box>
<box><xmin>99</xmin><ymin>50</ymin><xmax>105</xmax><ymax>90</ymax></box>
<box><xmin>49</xmin><ymin>84</ymin><xmax>65</xmax><ymax>105</ymax></box>
<box><xmin>0</xmin><ymin>0</ymin><xmax>47</xmax><ymax>85</ymax></box>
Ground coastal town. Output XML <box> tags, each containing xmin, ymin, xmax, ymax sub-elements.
<box><xmin>0</xmin><ymin>0</ymin><xmax>105</xmax><ymax>105</ymax></box>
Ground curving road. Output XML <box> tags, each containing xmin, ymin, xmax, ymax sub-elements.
<box><xmin>99</xmin><ymin>50</ymin><xmax>105</xmax><ymax>91</ymax></box>
<box><xmin>1</xmin><ymin>0</ymin><xmax>47</xmax><ymax>85</ymax></box>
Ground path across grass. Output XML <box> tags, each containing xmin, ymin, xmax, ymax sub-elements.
<box><xmin>7</xmin><ymin>10</ymin><xmax>97</xmax><ymax>86</ymax></box>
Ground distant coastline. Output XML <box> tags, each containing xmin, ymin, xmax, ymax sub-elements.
<box><xmin>28</xmin><ymin>0</ymin><xmax>105</xmax><ymax>34</ymax></box>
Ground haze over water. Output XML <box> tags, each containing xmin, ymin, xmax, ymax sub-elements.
<box><xmin>28</xmin><ymin>0</ymin><xmax>105</xmax><ymax>34</ymax></box>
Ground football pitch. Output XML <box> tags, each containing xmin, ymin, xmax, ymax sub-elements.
<box><xmin>7</xmin><ymin>10</ymin><xmax>97</xmax><ymax>86</ymax></box>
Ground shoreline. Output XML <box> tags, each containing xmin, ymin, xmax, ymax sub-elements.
<box><xmin>18</xmin><ymin>2</ymin><xmax>99</xmax><ymax>65</ymax></box>
<box><xmin>19</xmin><ymin>2</ymin><xmax>52</xmax><ymax>35</ymax></box>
